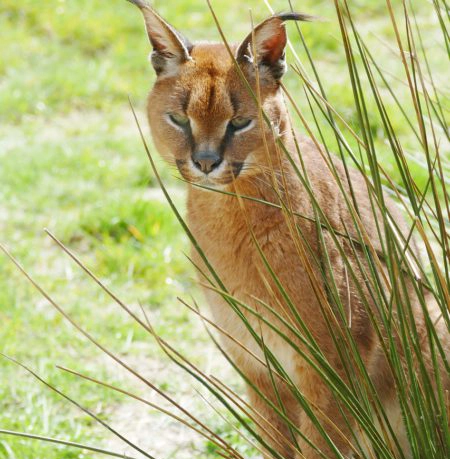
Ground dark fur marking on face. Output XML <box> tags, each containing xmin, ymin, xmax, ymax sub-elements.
<box><xmin>206</xmin><ymin>66</ymin><xmax>220</xmax><ymax>78</ymax></box>
<box><xmin>207</xmin><ymin>82</ymin><xmax>216</xmax><ymax>112</ymax></box>
<box><xmin>229</xmin><ymin>93</ymin><xmax>239</xmax><ymax>115</ymax></box>
<box><xmin>231</xmin><ymin>162</ymin><xmax>244</xmax><ymax>177</ymax></box>
<box><xmin>185</xmin><ymin>123</ymin><xmax>196</xmax><ymax>154</ymax></box>
<box><xmin>218</xmin><ymin>124</ymin><xmax>235</xmax><ymax>159</ymax></box>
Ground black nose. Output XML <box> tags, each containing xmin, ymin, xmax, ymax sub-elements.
<box><xmin>192</xmin><ymin>151</ymin><xmax>222</xmax><ymax>174</ymax></box>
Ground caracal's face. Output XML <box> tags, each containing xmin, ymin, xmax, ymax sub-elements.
<box><xmin>147</xmin><ymin>44</ymin><xmax>283</xmax><ymax>188</ymax></box>
<box><xmin>132</xmin><ymin>2</ymin><xmax>297</xmax><ymax>188</ymax></box>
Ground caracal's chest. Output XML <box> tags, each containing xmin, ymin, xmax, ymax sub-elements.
<box><xmin>187</xmin><ymin>187</ymin><xmax>317</xmax><ymax>378</ymax></box>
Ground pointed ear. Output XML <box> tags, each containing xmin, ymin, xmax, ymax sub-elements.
<box><xmin>236</xmin><ymin>13</ymin><xmax>313</xmax><ymax>81</ymax></box>
<box><xmin>128</xmin><ymin>0</ymin><xmax>192</xmax><ymax>76</ymax></box>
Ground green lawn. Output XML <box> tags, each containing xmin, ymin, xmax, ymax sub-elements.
<box><xmin>0</xmin><ymin>0</ymin><xmax>445</xmax><ymax>458</ymax></box>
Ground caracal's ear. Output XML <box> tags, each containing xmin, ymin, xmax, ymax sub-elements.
<box><xmin>128</xmin><ymin>0</ymin><xmax>192</xmax><ymax>76</ymax></box>
<box><xmin>236</xmin><ymin>13</ymin><xmax>313</xmax><ymax>81</ymax></box>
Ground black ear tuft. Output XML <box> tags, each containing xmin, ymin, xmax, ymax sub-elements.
<box><xmin>236</xmin><ymin>13</ymin><xmax>314</xmax><ymax>81</ymax></box>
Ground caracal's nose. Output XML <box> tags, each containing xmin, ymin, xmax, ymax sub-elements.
<box><xmin>192</xmin><ymin>150</ymin><xmax>222</xmax><ymax>174</ymax></box>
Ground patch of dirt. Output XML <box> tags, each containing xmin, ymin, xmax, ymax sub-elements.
<box><xmin>98</xmin><ymin>332</ymin><xmax>241</xmax><ymax>459</ymax></box>
<box><xmin>106</xmin><ymin>400</ymin><xmax>202</xmax><ymax>459</ymax></box>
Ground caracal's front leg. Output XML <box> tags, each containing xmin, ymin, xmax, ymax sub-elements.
<box><xmin>293</xmin><ymin>371</ymin><xmax>355</xmax><ymax>459</ymax></box>
<box><xmin>246</xmin><ymin>371</ymin><xmax>301</xmax><ymax>459</ymax></box>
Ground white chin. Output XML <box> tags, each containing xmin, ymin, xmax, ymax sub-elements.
<box><xmin>197</xmin><ymin>178</ymin><xmax>227</xmax><ymax>190</ymax></box>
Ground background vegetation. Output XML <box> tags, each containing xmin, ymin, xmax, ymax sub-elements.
<box><xmin>0</xmin><ymin>0</ymin><xmax>447</xmax><ymax>458</ymax></box>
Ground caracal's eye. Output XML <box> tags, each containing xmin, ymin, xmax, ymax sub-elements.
<box><xmin>230</xmin><ymin>117</ymin><xmax>252</xmax><ymax>130</ymax></box>
<box><xmin>168</xmin><ymin>112</ymin><xmax>190</xmax><ymax>127</ymax></box>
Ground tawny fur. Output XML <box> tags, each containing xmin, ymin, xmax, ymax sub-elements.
<box><xmin>129</xmin><ymin>3</ymin><xmax>449</xmax><ymax>457</ymax></box>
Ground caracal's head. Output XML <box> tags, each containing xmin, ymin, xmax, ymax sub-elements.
<box><xmin>129</xmin><ymin>0</ymin><xmax>311</xmax><ymax>188</ymax></box>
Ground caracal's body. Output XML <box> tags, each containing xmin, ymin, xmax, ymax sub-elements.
<box><xmin>129</xmin><ymin>2</ymin><xmax>449</xmax><ymax>457</ymax></box>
